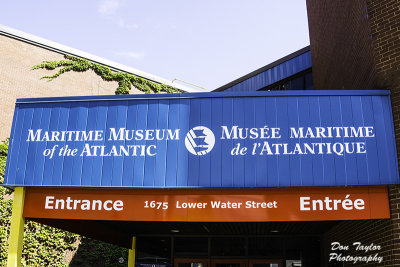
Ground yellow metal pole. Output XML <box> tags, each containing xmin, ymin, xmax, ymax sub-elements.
<box><xmin>7</xmin><ymin>187</ymin><xmax>26</xmax><ymax>267</ymax></box>
<box><xmin>128</xmin><ymin>236</ymin><xmax>136</xmax><ymax>267</ymax></box>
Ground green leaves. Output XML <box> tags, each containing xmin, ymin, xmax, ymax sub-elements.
<box><xmin>0</xmin><ymin>52</ymin><xmax>182</xmax><ymax>265</ymax></box>
<box><xmin>32</xmin><ymin>55</ymin><xmax>182</xmax><ymax>95</ymax></box>
<box><xmin>21</xmin><ymin>221</ymin><xmax>79</xmax><ymax>267</ymax></box>
<box><xmin>69</xmin><ymin>237</ymin><xmax>128</xmax><ymax>267</ymax></box>
<box><xmin>0</xmin><ymin>138</ymin><xmax>8</xmax><ymax>184</ymax></box>
<box><xmin>0</xmin><ymin>139</ymin><xmax>78</xmax><ymax>267</ymax></box>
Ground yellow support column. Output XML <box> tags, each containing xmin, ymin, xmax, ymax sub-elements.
<box><xmin>7</xmin><ymin>187</ymin><xmax>26</xmax><ymax>267</ymax></box>
<box><xmin>128</xmin><ymin>236</ymin><xmax>136</xmax><ymax>267</ymax></box>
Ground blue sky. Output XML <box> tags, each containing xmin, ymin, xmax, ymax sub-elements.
<box><xmin>1</xmin><ymin>0</ymin><xmax>310</xmax><ymax>91</ymax></box>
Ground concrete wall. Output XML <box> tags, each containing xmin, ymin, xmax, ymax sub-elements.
<box><xmin>0</xmin><ymin>34</ymin><xmax>142</xmax><ymax>140</ymax></box>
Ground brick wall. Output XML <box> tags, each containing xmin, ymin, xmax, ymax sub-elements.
<box><xmin>307</xmin><ymin>0</ymin><xmax>400</xmax><ymax>266</ymax></box>
<box><xmin>366</xmin><ymin>0</ymin><xmax>400</xmax><ymax>166</ymax></box>
<box><xmin>321</xmin><ymin>185</ymin><xmax>400</xmax><ymax>266</ymax></box>
<box><xmin>306</xmin><ymin>0</ymin><xmax>377</xmax><ymax>91</ymax></box>
<box><xmin>307</xmin><ymin>0</ymin><xmax>400</xmax><ymax>164</ymax></box>
<box><xmin>0</xmin><ymin>34</ymin><xmax>142</xmax><ymax>140</ymax></box>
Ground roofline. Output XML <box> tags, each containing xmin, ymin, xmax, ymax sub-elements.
<box><xmin>0</xmin><ymin>24</ymin><xmax>203</xmax><ymax>93</ymax></box>
<box><xmin>213</xmin><ymin>46</ymin><xmax>311</xmax><ymax>92</ymax></box>
<box><xmin>15</xmin><ymin>90</ymin><xmax>390</xmax><ymax>104</ymax></box>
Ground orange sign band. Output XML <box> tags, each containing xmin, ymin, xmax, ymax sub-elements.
<box><xmin>23</xmin><ymin>186</ymin><xmax>389</xmax><ymax>222</ymax></box>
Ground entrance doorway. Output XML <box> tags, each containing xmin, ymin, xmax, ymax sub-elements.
<box><xmin>134</xmin><ymin>231</ymin><xmax>322</xmax><ymax>266</ymax></box>
<box><xmin>248</xmin><ymin>260</ymin><xmax>282</xmax><ymax>267</ymax></box>
<box><xmin>211</xmin><ymin>259</ymin><xmax>248</xmax><ymax>267</ymax></box>
<box><xmin>174</xmin><ymin>259</ymin><xmax>283</xmax><ymax>267</ymax></box>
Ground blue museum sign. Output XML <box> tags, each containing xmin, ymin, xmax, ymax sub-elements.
<box><xmin>4</xmin><ymin>90</ymin><xmax>399</xmax><ymax>188</ymax></box>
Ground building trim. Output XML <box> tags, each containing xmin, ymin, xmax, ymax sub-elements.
<box><xmin>214</xmin><ymin>46</ymin><xmax>311</xmax><ymax>92</ymax></box>
<box><xmin>0</xmin><ymin>24</ymin><xmax>202</xmax><ymax>93</ymax></box>
<box><xmin>15</xmin><ymin>89</ymin><xmax>390</xmax><ymax>104</ymax></box>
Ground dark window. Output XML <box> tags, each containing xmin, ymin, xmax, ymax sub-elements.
<box><xmin>210</xmin><ymin>237</ymin><xmax>246</xmax><ymax>256</ymax></box>
<box><xmin>305</xmin><ymin>72</ymin><xmax>314</xmax><ymax>90</ymax></box>
<box><xmin>174</xmin><ymin>237</ymin><xmax>208</xmax><ymax>257</ymax></box>
<box><xmin>259</xmin><ymin>70</ymin><xmax>313</xmax><ymax>91</ymax></box>
<box><xmin>289</xmin><ymin>76</ymin><xmax>304</xmax><ymax>90</ymax></box>
<box><xmin>248</xmin><ymin>237</ymin><xmax>284</xmax><ymax>257</ymax></box>
<box><xmin>136</xmin><ymin>237</ymin><xmax>171</xmax><ymax>263</ymax></box>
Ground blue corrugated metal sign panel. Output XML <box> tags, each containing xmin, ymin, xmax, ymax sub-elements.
<box><xmin>4</xmin><ymin>90</ymin><xmax>399</xmax><ymax>188</ymax></box>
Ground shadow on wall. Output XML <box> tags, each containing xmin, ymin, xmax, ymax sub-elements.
<box><xmin>69</xmin><ymin>237</ymin><xmax>128</xmax><ymax>267</ymax></box>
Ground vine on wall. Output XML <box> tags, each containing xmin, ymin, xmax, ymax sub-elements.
<box><xmin>0</xmin><ymin>55</ymin><xmax>172</xmax><ymax>266</ymax></box>
<box><xmin>32</xmin><ymin>55</ymin><xmax>182</xmax><ymax>95</ymax></box>
<box><xmin>69</xmin><ymin>238</ymin><xmax>128</xmax><ymax>267</ymax></box>
<box><xmin>0</xmin><ymin>139</ymin><xmax>13</xmax><ymax>264</ymax></box>
<box><xmin>0</xmin><ymin>139</ymin><xmax>79</xmax><ymax>266</ymax></box>
<box><xmin>1</xmin><ymin>140</ymin><xmax>127</xmax><ymax>266</ymax></box>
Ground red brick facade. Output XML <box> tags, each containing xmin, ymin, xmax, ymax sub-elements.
<box><xmin>367</xmin><ymin>0</ymin><xmax>400</xmax><ymax>159</ymax></box>
<box><xmin>322</xmin><ymin>186</ymin><xmax>400</xmax><ymax>266</ymax></box>
<box><xmin>307</xmin><ymin>0</ymin><xmax>400</xmax><ymax>265</ymax></box>
<box><xmin>306</xmin><ymin>0</ymin><xmax>377</xmax><ymax>91</ymax></box>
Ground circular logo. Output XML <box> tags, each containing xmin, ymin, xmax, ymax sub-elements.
<box><xmin>185</xmin><ymin>126</ymin><xmax>215</xmax><ymax>156</ymax></box>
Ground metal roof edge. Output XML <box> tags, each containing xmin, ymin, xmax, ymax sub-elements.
<box><xmin>15</xmin><ymin>90</ymin><xmax>390</xmax><ymax>104</ymax></box>
<box><xmin>0</xmin><ymin>24</ymin><xmax>203</xmax><ymax>93</ymax></box>
<box><xmin>213</xmin><ymin>46</ymin><xmax>311</xmax><ymax>92</ymax></box>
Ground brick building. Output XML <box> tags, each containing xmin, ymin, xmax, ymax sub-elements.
<box><xmin>2</xmin><ymin>1</ymin><xmax>400</xmax><ymax>266</ymax></box>
<box><xmin>214</xmin><ymin>1</ymin><xmax>400</xmax><ymax>266</ymax></box>
<box><xmin>0</xmin><ymin>25</ymin><xmax>199</xmax><ymax>141</ymax></box>
<box><xmin>306</xmin><ymin>1</ymin><xmax>400</xmax><ymax>265</ymax></box>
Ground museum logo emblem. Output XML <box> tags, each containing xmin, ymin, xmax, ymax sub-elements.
<box><xmin>185</xmin><ymin>126</ymin><xmax>215</xmax><ymax>156</ymax></box>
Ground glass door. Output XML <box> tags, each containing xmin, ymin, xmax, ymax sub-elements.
<box><xmin>211</xmin><ymin>259</ymin><xmax>247</xmax><ymax>267</ymax></box>
<box><xmin>249</xmin><ymin>259</ymin><xmax>283</xmax><ymax>267</ymax></box>
<box><xmin>175</xmin><ymin>259</ymin><xmax>283</xmax><ymax>267</ymax></box>
<box><xmin>174</xmin><ymin>258</ymin><xmax>210</xmax><ymax>267</ymax></box>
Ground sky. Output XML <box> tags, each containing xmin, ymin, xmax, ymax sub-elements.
<box><xmin>0</xmin><ymin>0</ymin><xmax>310</xmax><ymax>91</ymax></box>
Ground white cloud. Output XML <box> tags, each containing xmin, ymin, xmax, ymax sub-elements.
<box><xmin>118</xmin><ymin>18</ymin><xmax>139</xmax><ymax>29</ymax></box>
<box><xmin>98</xmin><ymin>0</ymin><xmax>121</xmax><ymax>16</ymax></box>
<box><xmin>115</xmin><ymin>51</ymin><xmax>145</xmax><ymax>60</ymax></box>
